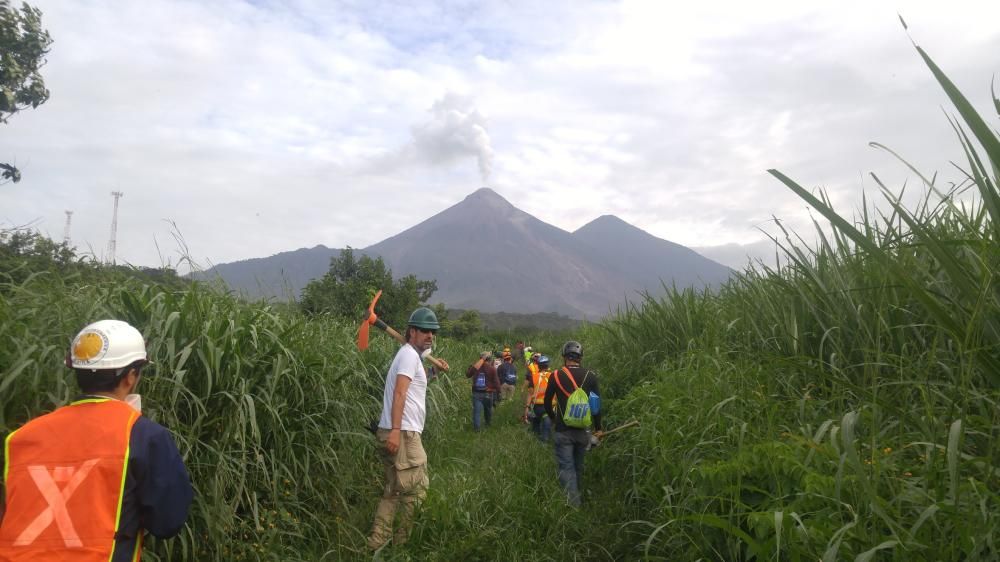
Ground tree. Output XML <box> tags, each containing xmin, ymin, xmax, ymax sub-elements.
<box><xmin>0</xmin><ymin>228</ymin><xmax>74</xmax><ymax>280</ymax></box>
<box><xmin>449</xmin><ymin>310</ymin><xmax>482</xmax><ymax>339</ymax></box>
<box><xmin>1</xmin><ymin>1</ymin><xmax>53</xmax><ymax>183</ymax></box>
<box><xmin>300</xmin><ymin>248</ymin><xmax>438</xmax><ymax>329</ymax></box>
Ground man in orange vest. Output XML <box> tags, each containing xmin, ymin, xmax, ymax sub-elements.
<box><xmin>522</xmin><ymin>354</ymin><xmax>553</xmax><ymax>442</ymax></box>
<box><xmin>520</xmin><ymin>352</ymin><xmax>540</xmax><ymax>424</ymax></box>
<box><xmin>0</xmin><ymin>319</ymin><xmax>192</xmax><ymax>561</ymax></box>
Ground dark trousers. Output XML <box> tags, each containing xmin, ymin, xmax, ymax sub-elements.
<box><xmin>530</xmin><ymin>405</ymin><xmax>551</xmax><ymax>442</ymax></box>
<box><xmin>471</xmin><ymin>391</ymin><xmax>493</xmax><ymax>431</ymax></box>
<box><xmin>553</xmin><ymin>429</ymin><xmax>589</xmax><ymax>507</ymax></box>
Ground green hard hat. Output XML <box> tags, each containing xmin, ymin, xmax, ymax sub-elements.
<box><xmin>407</xmin><ymin>307</ymin><xmax>440</xmax><ymax>330</ymax></box>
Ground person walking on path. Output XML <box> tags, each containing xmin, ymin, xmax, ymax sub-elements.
<box><xmin>497</xmin><ymin>350</ymin><xmax>518</xmax><ymax>401</ymax></box>
<box><xmin>522</xmin><ymin>345</ymin><xmax>534</xmax><ymax>367</ymax></box>
<box><xmin>368</xmin><ymin>307</ymin><xmax>449</xmax><ymax>551</ymax></box>
<box><xmin>466</xmin><ymin>351</ymin><xmax>501</xmax><ymax>431</ymax></box>
<box><xmin>520</xmin><ymin>352</ymin><xmax>541</xmax><ymax>424</ymax></box>
<box><xmin>0</xmin><ymin>319</ymin><xmax>192</xmax><ymax>561</ymax></box>
<box><xmin>522</xmin><ymin>352</ymin><xmax>540</xmax><ymax>395</ymax></box>
<box><xmin>544</xmin><ymin>340</ymin><xmax>603</xmax><ymax>507</ymax></box>
<box><xmin>523</xmin><ymin>354</ymin><xmax>554</xmax><ymax>442</ymax></box>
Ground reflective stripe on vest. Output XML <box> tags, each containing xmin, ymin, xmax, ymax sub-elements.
<box><xmin>532</xmin><ymin>370</ymin><xmax>552</xmax><ymax>404</ymax></box>
<box><xmin>0</xmin><ymin>398</ymin><xmax>139</xmax><ymax>562</ymax></box>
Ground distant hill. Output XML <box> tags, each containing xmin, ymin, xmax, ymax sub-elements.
<box><xmin>196</xmin><ymin>188</ymin><xmax>733</xmax><ymax>318</ymax></box>
<box><xmin>448</xmin><ymin>309</ymin><xmax>582</xmax><ymax>333</ymax></box>
<box><xmin>572</xmin><ymin>214</ymin><xmax>732</xmax><ymax>292</ymax></box>
<box><xmin>692</xmin><ymin>239</ymin><xmax>784</xmax><ymax>270</ymax></box>
<box><xmin>194</xmin><ymin>245</ymin><xmax>345</xmax><ymax>299</ymax></box>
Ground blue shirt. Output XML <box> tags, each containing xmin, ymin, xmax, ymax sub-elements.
<box><xmin>111</xmin><ymin>415</ymin><xmax>193</xmax><ymax>560</ymax></box>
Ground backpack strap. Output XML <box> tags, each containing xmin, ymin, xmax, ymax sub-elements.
<box><xmin>554</xmin><ymin>367</ymin><xmax>578</xmax><ymax>397</ymax></box>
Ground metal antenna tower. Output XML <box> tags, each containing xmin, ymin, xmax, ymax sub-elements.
<box><xmin>108</xmin><ymin>191</ymin><xmax>123</xmax><ymax>264</ymax></box>
<box><xmin>62</xmin><ymin>210</ymin><xmax>73</xmax><ymax>246</ymax></box>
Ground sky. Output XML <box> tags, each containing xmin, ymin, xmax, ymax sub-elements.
<box><xmin>2</xmin><ymin>0</ymin><xmax>999</xmax><ymax>271</ymax></box>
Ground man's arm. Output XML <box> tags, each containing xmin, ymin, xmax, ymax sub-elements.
<box><xmin>386</xmin><ymin>374</ymin><xmax>411</xmax><ymax>455</ymax></box>
<box><xmin>523</xmin><ymin>377</ymin><xmax>535</xmax><ymax>409</ymax></box>
<box><xmin>134</xmin><ymin>421</ymin><xmax>193</xmax><ymax>538</ymax></box>
<box><xmin>468</xmin><ymin>353</ymin><xmax>489</xmax><ymax>379</ymax></box>
<box><xmin>543</xmin><ymin>373</ymin><xmax>558</xmax><ymax>420</ymax></box>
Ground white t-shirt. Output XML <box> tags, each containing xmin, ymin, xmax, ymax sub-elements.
<box><xmin>378</xmin><ymin>343</ymin><xmax>428</xmax><ymax>433</ymax></box>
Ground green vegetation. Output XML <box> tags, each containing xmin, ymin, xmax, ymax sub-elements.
<box><xmin>1</xmin><ymin>43</ymin><xmax>997</xmax><ymax>561</ymax></box>
<box><xmin>300</xmin><ymin>247</ymin><xmax>437</xmax><ymax>329</ymax></box>
<box><xmin>462</xmin><ymin>309</ymin><xmax>582</xmax><ymax>333</ymax></box>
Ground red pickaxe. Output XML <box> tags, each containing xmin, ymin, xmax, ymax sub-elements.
<box><xmin>357</xmin><ymin>290</ymin><xmax>449</xmax><ymax>372</ymax></box>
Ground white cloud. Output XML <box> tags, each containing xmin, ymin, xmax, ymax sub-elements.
<box><xmin>1</xmin><ymin>0</ymin><xmax>998</xmax><ymax>270</ymax></box>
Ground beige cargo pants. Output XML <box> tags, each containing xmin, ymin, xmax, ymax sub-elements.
<box><xmin>367</xmin><ymin>429</ymin><xmax>429</xmax><ymax>550</ymax></box>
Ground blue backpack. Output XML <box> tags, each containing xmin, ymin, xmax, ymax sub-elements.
<box><xmin>473</xmin><ymin>371</ymin><xmax>488</xmax><ymax>391</ymax></box>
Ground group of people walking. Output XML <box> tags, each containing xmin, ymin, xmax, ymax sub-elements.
<box><xmin>368</xmin><ymin>308</ymin><xmax>604</xmax><ymax>551</ymax></box>
<box><xmin>0</xmin><ymin>309</ymin><xmax>602</xmax><ymax>557</ymax></box>
<box><xmin>463</xmin><ymin>346</ymin><xmax>520</xmax><ymax>431</ymax></box>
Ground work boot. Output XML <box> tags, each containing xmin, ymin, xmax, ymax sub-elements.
<box><xmin>367</xmin><ymin>532</ymin><xmax>391</xmax><ymax>551</ymax></box>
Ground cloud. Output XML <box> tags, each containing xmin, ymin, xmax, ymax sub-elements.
<box><xmin>1</xmin><ymin>0</ymin><xmax>999</xmax><ymax>271</ymax></box>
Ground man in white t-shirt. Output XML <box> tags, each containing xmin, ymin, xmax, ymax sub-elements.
<box><xmin>367</xmin><ymin>307</ymin><xmax>449</xmax><ymax>550</ymax></box>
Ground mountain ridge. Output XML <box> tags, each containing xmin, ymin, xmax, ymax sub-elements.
<box><xmin>197</xmin><ymin>188</ymin><xmax>733</xmax><ymax>318</ymax></box>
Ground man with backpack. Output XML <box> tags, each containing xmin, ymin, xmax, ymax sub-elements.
<box><xmin>466</xmin><ymin>352</ymin><xmax>501</xmax><ymax>431</ymax></box>
<box><xmin>544</xmin><ymin>341</ymin><xmax>603</xmax><ymax>507</ymax></box>
<box><xmin>497</xmin><ymin>350</ymin><xmax>518</xmax><ymax>401</ymax></box>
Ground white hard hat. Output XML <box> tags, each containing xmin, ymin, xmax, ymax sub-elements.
<box><xmin>68</xmin><ymin>319</ymin><xmax>148</xmax><ymax>370</ymax></box>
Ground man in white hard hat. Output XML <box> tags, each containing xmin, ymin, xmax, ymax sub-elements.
<box><xmin>0</xmin><ymin>319</ymin><xmax>192</xmax><ymax>561</ymax></box>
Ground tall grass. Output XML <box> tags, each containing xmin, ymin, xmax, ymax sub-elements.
<box><xmin>585</xmin><ymin>44</ymin><xmax>999</xmax><ymax>560</ymax></box>
<box><xmin>0</xmin><ymin>271</ymin><xmax>392</xmax><ymax>560</ymax></box>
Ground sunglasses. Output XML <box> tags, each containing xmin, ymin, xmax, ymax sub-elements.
<box><xmin>416</xmin><ymin>327</ymin><xmax>437</xmax><ymax>335</ymax></box>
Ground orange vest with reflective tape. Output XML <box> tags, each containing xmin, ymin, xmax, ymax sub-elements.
<box><xmin>531</xmin><ymin>369</ymin><xmax>552</xmax><ymax>404</ymax></box>
<box><xmin>0</xmin><ymin>398</ymin><xmax>140</xmax><ymax>562</ymax></box>
<box><xmin>527</xmin><ymin>363</ymin><xmax>539</xmax><ymax>384</ymax></box>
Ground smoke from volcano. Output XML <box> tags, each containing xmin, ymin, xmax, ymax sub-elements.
<box><xmin>410</xmin><ymin>93</ymin><xmax>494</xmax><ymax>184</ymax></box>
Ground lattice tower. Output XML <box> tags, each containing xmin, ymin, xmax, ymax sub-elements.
<box><xmin>108</xmin><ymin>191</ymin><xmax>123</xmax><ymax>264</ymax></box>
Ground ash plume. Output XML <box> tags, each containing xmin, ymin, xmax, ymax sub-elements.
<box><xmin>410</xmin><ymin>93</ymin><xmax>494</xmax><ymax>184</ymax></box>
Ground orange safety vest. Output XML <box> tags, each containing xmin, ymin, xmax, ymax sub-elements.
<box><xmin>0</xmin><ymin>398</ymin><xmax>140</xmax><ymax>562</ymax></box>
<box><xmin>531</xmin><ymin>369</ymin><xmax>552</xmax><ymax>405</ymax></box>
<box><xmin>526</xmin><ymin>362</ymin><xmax>539</xmax><ymax>382</ymax></box>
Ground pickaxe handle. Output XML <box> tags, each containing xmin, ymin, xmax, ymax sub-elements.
<box><xmin>598</xmin><ymin>419</ymin><xmax>639</xmax><ymax>437</ymax></box>
<box><xmin>371</xmin><ymin>318</ymin><xmax>450</xmax><ymax>373</ymax></box>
